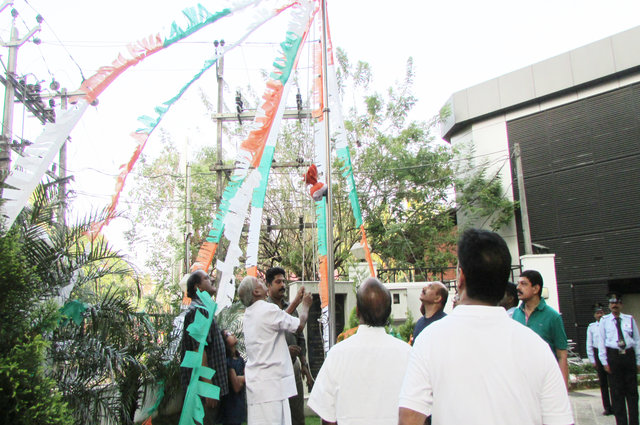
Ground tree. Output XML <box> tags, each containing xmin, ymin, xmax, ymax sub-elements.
<box><xmin>0</xmin><ymin>180</ymin><xmax>172</xmax><ymax>425</ymax></box>
<box><xmin>337</xmin><ymin>50</ymin><xmax>515</xmax><ymax>274</ymax></box>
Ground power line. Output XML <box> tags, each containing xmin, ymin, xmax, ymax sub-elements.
<box><xmin>22</xmin><ymin>0</ymin><xmax>86</xmax><ymax>80</ymax></box>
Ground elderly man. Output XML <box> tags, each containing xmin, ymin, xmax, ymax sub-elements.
<box><xmin>598</xmin><ymin>293</ymin><xmax>640</xmax><ymax>425</ymax></box>
<box><xmin>238</xmin><ymin>276</ymin><xmax>312</xmax><ymax>425</ymax></box>
<box><xmin>513</xmin><ymin>269</ymin><xmax>569</xmax><ymax>387</ymax></box>
<box><xmin>411</xmin><ymin>281</ymin><xmax>448</xmax><ymax>343</ymax></box>
<box><xmin>179</xmin><ymin>270</ymin><xmax>229</xmax><ymax>425</ymax></box>
<box><xmin>399</xmin><ymin>229</ymin><xmax>573</xmax><ymax>425</ymax></box>
<box><xmin>266</xmin><ymin>267</ymin><xmax>313</xmax><ymax>425</ymax></box>
<box><xmin>308</xmin><ymin>277</ymin><xmax>411</xmax><ymax>425</ymax></box>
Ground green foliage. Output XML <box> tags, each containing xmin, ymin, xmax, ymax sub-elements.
<box><xmin>0</xmin><ymin>181</ymin><xmax>173</xmax><ymax>425</ymax></box>
<box><xmin>345</xmin><ymin>306</ymin><xmax>358</xmax><ymax>331</ymax></box>
<box><xmin>397</xmin><ymin>310</ymin><xmax>415</xmax><ymax>342</ymax></box>
<box><xmin>338</xmin><ymin>53</ymin><xmax>516</xmax><ymax>271</ymax></box>
<box><xmin>0</xmin><ymin>336</ymin><xmax>72</xmax><ymax>425</ymax></box>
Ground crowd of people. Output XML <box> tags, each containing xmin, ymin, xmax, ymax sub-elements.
<box><xmin>179</xmin><ymin>228</ymin><xmax>639</xmax><ymax>425</ymax></box>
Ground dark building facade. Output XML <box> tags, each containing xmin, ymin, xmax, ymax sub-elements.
<box><xmin>442</xmin><ymin>26</ymin><xmax>640</xmax><ymax>356</ymax></box>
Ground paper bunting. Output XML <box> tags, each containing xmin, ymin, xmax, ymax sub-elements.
<box><xmin>89</xmin><ymin>0</ymin><xmax>302</xmax><ymax>235</ymax></box>
<box><xmin>178</xmin><ymin>289</ymin><xmax>220</xmax><ymax>425</ymax></box>
<box><xmin>194</xmin><ymin>1</ymin><xmax>317</xmax><ymax>316</ymax></box>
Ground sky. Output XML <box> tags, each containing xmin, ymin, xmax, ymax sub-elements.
<box><xmin>2</xmin><ymin>0</ymin><xmax>640</xmax><ymax>267</ymax></box>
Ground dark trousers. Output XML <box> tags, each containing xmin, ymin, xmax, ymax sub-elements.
<box><xmin>607</xmin><ymin>348</ymin><xmax>639</xmax><ymax>425</ymax></box>
<box><xmin>289</xmin><ymin>359</ymin><xmax>305</xmax><ymax>425</ymax></box>
<box><xmin>595</xmin><ymin>348</ymin><xmax>613</xmax><ymax>412</ymax></box>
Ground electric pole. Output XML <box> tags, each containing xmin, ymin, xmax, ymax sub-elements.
<box><xmin>185</xmin><ymin>159</ymin><xmax>192</xmax><ymax>274</ymax></box>
<box><xmin>0</xmin><ymin>7</ymin><xmax>41</xmax><ymax>195</ymax></box>
<box><xmin>514</xmin><ymin>142</ymin><xmax>533</xmax><ymax>255</ymax></box>
<box><xmin>214</xmin><ymin>40</ymin><xmax>225</xmax><ymax>207</ymax></box>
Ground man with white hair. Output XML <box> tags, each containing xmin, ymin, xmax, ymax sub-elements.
<box><xmin>238</xmin><ymin>276</ymin><xmax>312</xmax><ymax>425</ymax></box>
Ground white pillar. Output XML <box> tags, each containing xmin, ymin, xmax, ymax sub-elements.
<box><xmin>520</xmin><ymin>254</ymin><xmax>560</xmax><ymax>312</ymax></box>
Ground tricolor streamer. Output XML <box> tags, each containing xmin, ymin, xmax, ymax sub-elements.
<box><xmin>193</xmin><ymin>0</ymin><xmax>317</xmax><ymax>315</ymax></box>
<box><xmin>178</xmin><ymin>289</ymin><xmax>220</xmax><ymax>425</ymax></box>
<box><xmin>245</xmin><ymin>6</ymin><xmax>320</xmax><ymax>276</ymax></box>
<box><xmin>89</xmin><ymin>0</ymin><xmax>302</xmax><ymax>234</ymax></box>
<box><xmin>311</xmin><ymin>36</ymin><xmax>331</xmax><ymax>353</ymax></box>
<box><xmin>324</xmin><ymin>17</ymin><xmax>375</xmax><ymax>277</ymax></box>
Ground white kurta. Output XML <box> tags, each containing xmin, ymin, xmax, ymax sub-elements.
<box><xmin>308</xmin><ymin>325</ymin><xmax>411</xmax><ymax>425</ymax></box>
<box><xmin>243</xmin><ymin>299</ymin><xmax>300</xmax><ymax>405</ymax></box>
<box><xmin>399</xmin><ymin>305</ymin><xmax>574</xmax><ymax>425</ymax></box>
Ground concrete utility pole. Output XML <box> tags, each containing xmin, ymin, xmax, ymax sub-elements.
<box><xmin>513</xmin><ymin>142</ymin><xmax>533</xmax><ymax>255</ymax></box>
<box><xmin>320</xmin><ymin>0</ymin><xmax>337</xmax><ymax>349</ymax></box>
<box><xmin>214</xmin><ymin>40</ymin><xmax>225</xmax><ymax>207</ymax></box>
<box><xmin>0</xmin><ymin>7</ymin><xmax>41</xmax><ymax>194</ymax></box>
<box><xmin>184</xmin><ymin>160</ymin><xmax>192</xmax><ymax>274</ymax></box>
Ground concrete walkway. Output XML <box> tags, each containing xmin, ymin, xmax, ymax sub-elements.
<box><xmin>570</xmin><ymin>387</ymin><xmax>629</xmax><ymax>425</ymax></box>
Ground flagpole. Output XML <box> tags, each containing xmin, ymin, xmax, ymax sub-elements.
<box><xmin>320</xmin><ymin>0</ymin><xmax>336</xmax><ymax>349</ymax></box>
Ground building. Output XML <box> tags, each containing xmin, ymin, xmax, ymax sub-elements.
<box><xmin>441</xmin><ymin>26</ymin><xmax>640</xmax><ymax>356</ymax></box>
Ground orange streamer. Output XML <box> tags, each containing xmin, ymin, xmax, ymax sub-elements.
<box><xmin>191</xmin><ymin>241</ymin><xmax>219</xmax><ymax>272</ymax></box>
<box><xmin>360</xmin><ymin>225</ymin><xmax>375</xmax><ymax>278</ymax></box>
<box><xmin>246</xmin><ymin>265</ymin><xmax>257</xmax><ymax>277</ymax></box>
<box><xmin>312</xmin><ymin>41</ymin><xmax>323</xmax><ymax>120</ymax></box>
<box><xmin>76</xmin><ymin>35</ymin><xmax>164</xmax><ymax>103</ymax></box>
<box><xmin>319</xmin><ymin>255</ymin><xmax>329</xmax><ymax>308</ymax></box>
<box><xmin>239</xmin><ymin>80</ymin><xmax>285</xmax><ymax>168</ymax></box>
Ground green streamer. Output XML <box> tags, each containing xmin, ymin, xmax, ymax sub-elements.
<box><xmin>178</xmin><ymin>289</ymin><xmax>220</xmax><ymax>425</ymax></box>
<box><xmin>337</xmin><ymin>146</ymin><xmax>363</xmax><ymax>227</ymax></box>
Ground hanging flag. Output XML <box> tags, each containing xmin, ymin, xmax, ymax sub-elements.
<box><xmin>324</xmin><ymin>15</ymin><xmax>376</xmax><ymax>277</ymax></box>
<box><xmin>89</xmin><ymin>0</ymin><xmax>302</xmax><ymax>235</ymax></box>
<box><xmin>193</xmin><ymin>0</ymin><xmax>318</xmax><ymax>315</ymax></box>
<box><xmin>1</xmin><ymin>101</ymin><xmax>89</xmax><ymax>230</ymax></box>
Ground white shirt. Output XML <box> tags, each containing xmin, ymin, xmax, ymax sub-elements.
<box><xmin>586</xmin><ymin>321</ymin><xmax>601</xmax><ymax>363</ymax></box>
<box><xmin>243</xmin><ymin>299</ymin><xmax>300</xmax><ymax>404</ymax></box>
<box><xmin>597</xmin><ymin>313</ymin><xmax>640</xmax><ymax>366</ymax></box>
<box><xmin>308</xmin><ymin>325</ymin><xmax>411</xmax><ymax>425</ymax></box>
<box><xmin>399</xmin><ymin>305</ymin><xmax>573</xmax><ymax>425</ymax></box>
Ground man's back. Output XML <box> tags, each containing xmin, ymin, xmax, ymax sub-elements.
<box><xmin>243</xmin><ymin>299</ymin><xmax>299</xmax><ymax>404</ymax></box>
<box><xmin>308</xmin><ymin>325</ymin><xmax>411</xmax><ymax>424</ymax></box>
<box><xmin>400</xmin><ymin>305</ymin><xmax>573</xmax><ymax>425</ymax></box>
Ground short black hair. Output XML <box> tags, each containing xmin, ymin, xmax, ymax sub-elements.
<box><xmin>458</xmin><ymin>229</ymin><xmax>511</xmax><ymax>305</ymax></box>
<box><xmin>499</xmin><ymin>282</ymin><xmax>518</xmax><ymax>309</ymax></box>
<box><xmin>356</xmin><ymin>277</ymin><xmax>391</xmax><ymax>327</ymax></box>
<box><xmin>187</xmin><ymin>270</ymin><xmax>205</xmax><ymax>299</ymax></box>
<box><xmin>520</xmin><ymin>270</ymin><xmax>543</xmax><ymax>291</ymax></box>
<box><xmin>265</xmin><ymin>267</ymin><xmax>286</xmax><ymax>285</ymax></box>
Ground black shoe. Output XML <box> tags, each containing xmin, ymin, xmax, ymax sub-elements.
<box><xmin>602</xmin><ymin>409</ymin><xmax>613</xmax><ymax>416</ymax></box>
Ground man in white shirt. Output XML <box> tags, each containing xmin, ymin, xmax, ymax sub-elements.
<box><xmin>307</xmin><ymin>277</ymin><xmax>411</xmax><ymax>425</ymax></box>
<box><xmin>398</xmin><ymin>228</ymin><xmax>574</xmax><ymax>425</ymax></box>
<box><xmin>238</xmin><ymin>275</ymin><xmax>312</xmax><ymax>425</ymax></box>
<box><xmin>586</xmin><ymin>304</ymin><xmax>612</xmax><ymax>415</ymax></box>
<box><xmin>597</xmin><ymin>293</ymin><xmax>640</xmax><ymax>425</ymax></box>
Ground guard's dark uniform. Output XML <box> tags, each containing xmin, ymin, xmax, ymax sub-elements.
<box><xmin>598</xmin><ymin>296</ymin><xmax>640</xmax><ymax>425</ymax></box>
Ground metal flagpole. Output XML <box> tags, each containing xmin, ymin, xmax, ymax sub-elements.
<box><xmin>320</xmin><ymin>0</ymin><xmax>336</xmax><ymax>349</ymax></box>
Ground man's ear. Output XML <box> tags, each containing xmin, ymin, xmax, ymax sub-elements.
<box><xmin>533</xmin><ymin>284</ymin><xmax>541</xmax><ymax>296</ymax></box>
<box><xmin>457</xmin><ymin>268</ymin><xmax>466</xmax><ymax>293</ymax></box>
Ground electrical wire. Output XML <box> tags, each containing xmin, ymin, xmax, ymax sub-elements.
<box><xmin>22</xmin><ymin>0</ymin><xmax>86</xmax><ymax>81</ymax></box>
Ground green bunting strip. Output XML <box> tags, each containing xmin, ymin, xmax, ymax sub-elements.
<box><xmin>178</xmin><ymin>289</ymin><xmax>220</xmax><ymax>425</ymax></box>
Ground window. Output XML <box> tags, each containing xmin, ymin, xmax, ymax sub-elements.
<box><xmin>393</xmin><ymin>293</ymin><xmax>400</xmax><ymax>304</ymax></box>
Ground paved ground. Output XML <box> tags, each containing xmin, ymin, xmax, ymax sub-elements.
<box><xmin>570</xmin><ymin>387</ymin><xmax>618</xmax><ymax>425</ymax></box>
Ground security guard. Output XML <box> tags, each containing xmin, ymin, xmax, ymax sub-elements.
<box><xmin>598</xmin><ymin>293</ymin><xmax>640</xmax><ymax>425</ymax></box>
<box><xmin>587</xmin><ymin>303</ymin><xmax>612</xmax><ymax>415</ymax></box>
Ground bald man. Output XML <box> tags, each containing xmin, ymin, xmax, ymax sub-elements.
<box><xmin>411</xmin><ymin>282</ymin><xmax>448</xmax><ymax>343</ymax></box>
<box><xmin>308</xmin><ymin>278</ymin><xmax>411</xmax><ymax>425</ymax></box>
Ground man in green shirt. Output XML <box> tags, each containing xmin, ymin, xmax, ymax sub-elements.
<box><xmin>513</xmin><ymin>269</ymin><xmax>569</xmax><ymax>387</ymax></box>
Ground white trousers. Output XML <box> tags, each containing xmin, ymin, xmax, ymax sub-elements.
<box><xmin>248</xmin><ymin>398</ymin><xmax>292</xmax><ymax>425</ymax></box>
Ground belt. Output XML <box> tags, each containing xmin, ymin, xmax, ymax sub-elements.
<box><xmin>606</xmin><ymin>347</ymin><xmax>635</xmax><ymax>356</ymax></box>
